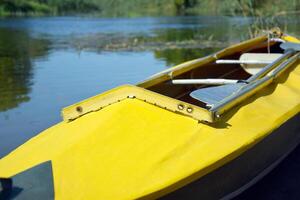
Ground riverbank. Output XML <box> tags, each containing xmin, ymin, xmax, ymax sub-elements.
<box><xmin>0</xmin><ymin>0</ymin><xmax>299</xmax><ymax>17</ymax></box>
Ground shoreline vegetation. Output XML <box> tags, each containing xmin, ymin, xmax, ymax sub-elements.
<box><xmin>67</xmin><ymin>32</ymin><xmax>230</xmax><ymax>52</ymax></box>
<box><xmin>1</xmin><ymin>0</ymin><xmax>300</xmax><ymax>52</ymax></box>
<box><xmin>0</xmin><ymin>0</ymin><xmax>299</xmax><ymax>17</ymax></box>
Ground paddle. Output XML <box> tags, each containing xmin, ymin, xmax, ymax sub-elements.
<box><xmin>280</xmin><ymin>42</ymin><xmax>300</xmax><ymax>51</ymax></box>
<box><xmin>190</xmin><ymin>42</ymin><xmax>300</xmax><ymax>108</ymax></box>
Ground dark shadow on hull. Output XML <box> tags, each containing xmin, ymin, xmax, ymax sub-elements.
<box><xmin>156</xmin><ymin>114</ymin><xmax>300</xmax><ymax>200</ymax></box>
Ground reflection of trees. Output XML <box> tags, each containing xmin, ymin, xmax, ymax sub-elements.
<box><xmin>154</xmin><ymin>16</ymin><xmax>242</xmax><ymax>43</ymax></box>
<box><xmin>0</xmin><ymin>29</ymin><xmax>50</xmax><ymax>111</ymax></box>
<box><xmin>153</xmin><ymin>28</ymin><xmax>199</xmax><ymax>42</ymax></box>
<box><xmin>153</xmin><ymin>23</ymin><xmax>223</xmax><ymax>65</ymax></box>
<box><xmin>154</xmin><ymin>48</ymin><xmax>219</xmax><ymax>67</ymax></box>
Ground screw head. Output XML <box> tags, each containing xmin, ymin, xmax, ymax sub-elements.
<box><xmin>187</xmin><ymin>107</ymin><xmax>193</xmax><ymax>113</ymax></box>
<box><xmin>76</xmin><ymin>106</ymin><xmax>83</xmax><ymax>113</ymax></box>
<box><xmin>178</xmin><ymin>104</ymin><xmax>184</xmax><ymax>110</ymax></box>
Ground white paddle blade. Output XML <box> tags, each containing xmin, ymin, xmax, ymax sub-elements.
<box><xmin>239</xmin><ymin>53</ymin><xmax>282</xmax><ymax>75</ymax></box>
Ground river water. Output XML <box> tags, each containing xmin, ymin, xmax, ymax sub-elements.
<box><xmin>0</xmin><ymin>16</ymin><xmax>300</xmax><ymax>199</ymax></box>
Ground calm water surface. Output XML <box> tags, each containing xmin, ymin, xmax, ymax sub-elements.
<box><xmin>1</xmin><ymin>16</ymin><xmax>300</xmax><ymax>199</ymax></box>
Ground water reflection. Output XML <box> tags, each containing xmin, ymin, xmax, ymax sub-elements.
<box><xmin>0</xmin><ymin>28</ymin><xmax>50</xmax><ymax>111</ymax></box>
<box><xmin>154</xmin><ymin>48</ymin><xmax>219</xmax><ymax>66</ymax></box>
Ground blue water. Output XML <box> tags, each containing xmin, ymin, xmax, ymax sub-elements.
<box><xmin>0</xmin><ymin>16</ymin><xmax>248</xmax><ymax>37</ymax></box>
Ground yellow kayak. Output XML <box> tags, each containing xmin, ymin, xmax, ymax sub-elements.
<box><xmin>1</xmin><ymin>30</ymin><xmax>300</xmax><ymax>199</ymax></box>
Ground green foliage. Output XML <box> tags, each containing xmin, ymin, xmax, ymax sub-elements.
<box><xmin>0</xmin><ymin>0</ymin><xmax>299</xmax><ymax>17</ymax></box>
<box><xmin>54</xmin><ymin>0</ymin><xmax>99</xmax><ymax>14</ymax></box>
<box><xmin>93</xmin><ymin>0</ymin><xmax>176</xmax><ymax>17</ymax></box>
<box><xmin>0</xmin><ymin>0</ymin><xmax>52</xmax><ymax>15</ymax></box>
<box><xmin>0</xmin><ymin>0</ymin><xmax>100</xmax><ymax>16</ymax></box>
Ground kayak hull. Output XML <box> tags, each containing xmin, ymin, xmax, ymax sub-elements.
<box><xmin>161</xmin><ymin>114</ymin><xmax>300</xmax><ymax>200</ymax></box>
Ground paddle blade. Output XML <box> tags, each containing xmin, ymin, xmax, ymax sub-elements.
<box><xmin>280</xmin><ymin>42</ymin><xmax>300</xmax><ymax>51</ymax></box>
<box><xmin>190</xmin><ymin>83</ymin><xmax>245</xmax><ymax>106</ymax></box>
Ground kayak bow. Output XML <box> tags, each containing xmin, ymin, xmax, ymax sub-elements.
<box><xmin>1</xmin><ymin>30</ymin><xmax>300</xmax><ymax>200</ymax></box>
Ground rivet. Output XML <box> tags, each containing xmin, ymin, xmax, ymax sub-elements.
<box><xmin>178</xmin><ymin>104</ymin><xmax>184</xmax><ymax>110</ymax></box>
<box><xmin>76</xmin><ymin>106</ymin><xmax>83</xmax><ymax>113</ymax></box>
<box><xmin>187</xmin><ymin>107</ymin><xmax>193</xmax><ymax>113</ymax></box>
